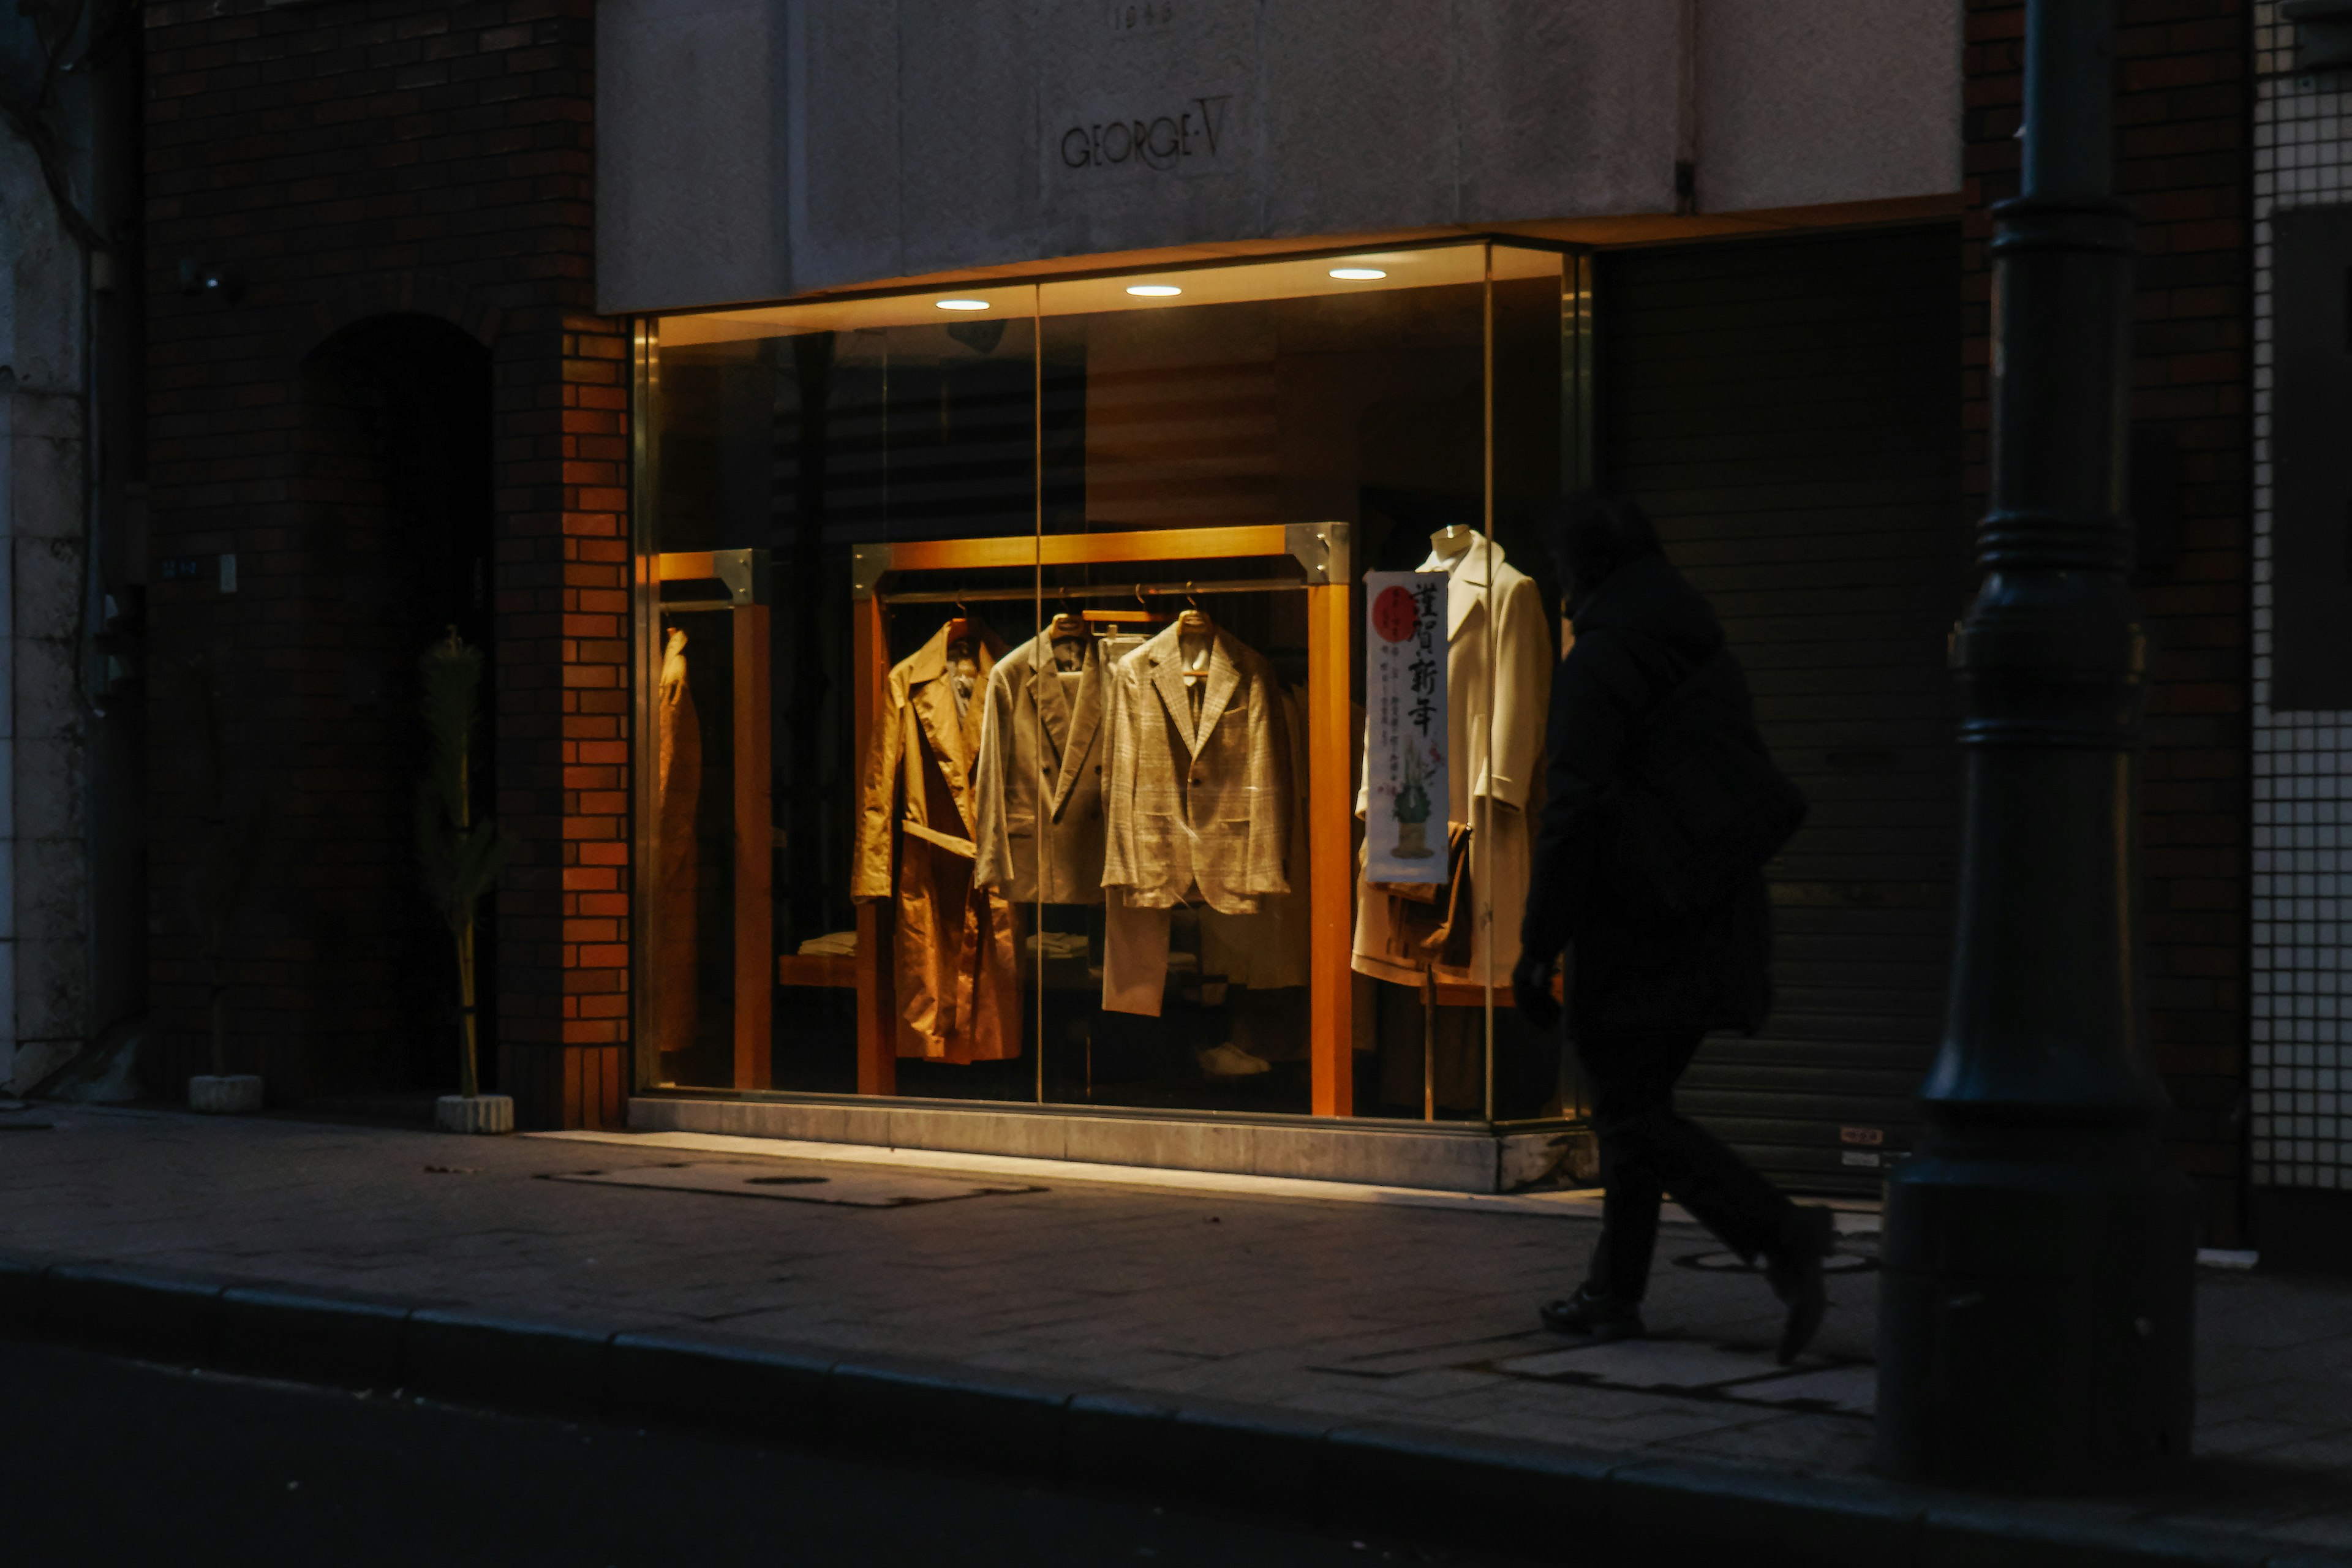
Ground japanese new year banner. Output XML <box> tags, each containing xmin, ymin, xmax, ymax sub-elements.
<box><xmin>1363</xmin><ymin>571</ymin><xmax>1450</xmax><ymax>884</ymax></box>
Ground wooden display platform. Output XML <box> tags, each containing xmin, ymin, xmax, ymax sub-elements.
<box><xmin>776</xmin><ymin>954</ymin><xmax>856</xmax><ymax>989</ymax></box>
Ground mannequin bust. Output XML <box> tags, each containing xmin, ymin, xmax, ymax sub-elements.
<box><xmin>1430</xmin><ymin>523</ymin><xmax>1476</xmax><ymax>562</ymax></box>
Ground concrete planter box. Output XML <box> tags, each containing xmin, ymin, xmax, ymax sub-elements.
<box><xmin>435</xmin><ymin>1095</ymin><xmax>514</xmax><ymax>1135</ymax></box>
<box><xmin>188</xmin><ymin>1074</ymin><xmax>264</xmax><ymax>1114</ymax></box>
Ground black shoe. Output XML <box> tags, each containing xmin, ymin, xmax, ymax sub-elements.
<box><xmin>1765</xmin><ymin>1205</ymin><xmax>1836</xmax><ymax>1365</ymax></box>
<box><xmin>1539</xmin><ymin>1286</ymin><xmax>1645</xmax><ymax>1341</ymax></box>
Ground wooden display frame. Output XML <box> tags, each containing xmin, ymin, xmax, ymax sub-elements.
<box><xmin>656</xmin><ymin>552</ymin><xmax>774</xmax><ymax>1091</ymax></box>
<box><xmin>853</xmin><ymin>525</ymin><xmax>1356</xmax><ymax>1115</ymax></box>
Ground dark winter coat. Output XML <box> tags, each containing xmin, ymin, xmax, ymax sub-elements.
<box><xmin>1520</xmin><ymin>554</ymin><xmax>1775</xmax><ymax>1041</ymax></box>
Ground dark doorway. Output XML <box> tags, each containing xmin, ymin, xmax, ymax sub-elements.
<box><xmin>295</xmin><ymin>314</ymin><xmax>497</xmax><ymax>1097</ymax></box>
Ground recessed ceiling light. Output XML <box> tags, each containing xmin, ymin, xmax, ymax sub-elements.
<box><xmin>1329</xmin><ymin>268</ymin><xmax>1387</xmax><ymax>281</ymax></box>
<box><xmin>1126</xmin><ymin>284</ymin><xmax>1182</xmax><ymax>297</ymax></box>
<box><xmin>936</xmin><ymin>298</ymin><xmax>989</xmax><ymax>311</ymax></box>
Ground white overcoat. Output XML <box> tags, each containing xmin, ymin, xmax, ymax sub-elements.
<box><xmin>1352</xmin><ymin>535</ymin><xmax>1553</xmax><ymax>990</ymax></box>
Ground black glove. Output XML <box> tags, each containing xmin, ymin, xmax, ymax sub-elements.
<box><xmin>1512</xmin><ymin>952</ymin><xmax>1561</xmax><ymax>1031</ymax></box>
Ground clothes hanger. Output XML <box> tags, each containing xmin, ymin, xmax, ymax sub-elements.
<box><xmin>1081</xmin><ymin>584</ymin><xmax>1164</xmax><ymax>628</ymax></box>
<box><xmin>1046</xmin><ymin>587</ymin><xmax>1087</xmax><ymax>641</ymax></box>
<box><xmin>1177</xmin><ymin>584</ymin><xmax>1215</xmax><ymax>682</ymax></box>
<box><xmin>943</xmin><ymin>592</ymin><xmax>971</xmax><ymax>648</ymax></box>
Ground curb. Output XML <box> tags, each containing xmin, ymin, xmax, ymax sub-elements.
<box><xmin>0</xmin><ymin>1251</ymin><xmax>2337</xmax><ymax>1568</ymax></box>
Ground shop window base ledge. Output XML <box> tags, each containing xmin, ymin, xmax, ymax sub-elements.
<box><xmin>626</xmin><ymin>1093</ymin><xmax>1592</xmax><ymax>1196</ymax></box>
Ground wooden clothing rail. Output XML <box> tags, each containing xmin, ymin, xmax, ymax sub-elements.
<box><xmin>851</xmin><ymin>524</ymin><xmax>1357</xmax><ymax>1115</ymax></box>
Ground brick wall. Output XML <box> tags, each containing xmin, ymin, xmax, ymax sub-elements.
<box><xmin>1964</xmin><ymin>0</ymin><xmax>2253</xmax><ymax>1240</ymax></box>
<box><xmin>141</xmin><ymin>0</ymin><xmax>625</xmax><ymax>1126</ymax></box>
<box><xmin>494</xmin><ymin>311</ymin><xmax>631</xmax><ymax>1122</ymax></box>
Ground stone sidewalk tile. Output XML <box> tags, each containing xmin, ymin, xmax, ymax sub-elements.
<box><xmin>6</xmin><ymin>1107</ymin><xmax>2352</xmax><ymax>1561</ymax></box>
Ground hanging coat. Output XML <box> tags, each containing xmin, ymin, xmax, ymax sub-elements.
<box><xmin>1353</xmin><ymin>534</ymin><xmax>1553</xmax><ymax>990</ymax></box>
<box><xmin>851</xmin><ymin>620</ymin><xmax>1022</xmax><ymax>1063</ymax></box>
<box><xmin>972</xmin><ymin>629</ymin><xmax>1109</xmax><ymax>905</ymax></box>
<box><xmin>1098</xmin><ymin>621</ymin><xmax>1295</xmax><ymax>1015</ymax></box>
<box><xmin>1101</xmin><ymin>621</ymin><xmax>1294</xmax><ymax>913</ymax></box>
<box><xmin>654</xmin><ymin>627</ymin><xmax>701</xmax><ymax>1055</ymax></box>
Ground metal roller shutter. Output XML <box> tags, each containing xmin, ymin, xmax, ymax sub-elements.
<box><xmin>1597</xmin><ymin>225</ymin><xmax>1966</xmax><ymax>1195</ymax></box>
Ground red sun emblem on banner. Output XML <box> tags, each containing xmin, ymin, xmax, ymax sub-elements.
<box><xmin>1371</xmin><ymin>585</ymin><xmax>1420</xmax><ymax>644</ymax></box>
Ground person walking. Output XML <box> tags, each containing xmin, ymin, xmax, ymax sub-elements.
<box><xmin>1512</xmin><ymin>491</ymin><xmax>1834</xmax><ymax>1365</ymax></box>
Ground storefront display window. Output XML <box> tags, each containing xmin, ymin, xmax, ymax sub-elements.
<box><xmin>635</xmin><ymin>242</ymin><xmax>1588</xmax><ymax>1125</ymax></box>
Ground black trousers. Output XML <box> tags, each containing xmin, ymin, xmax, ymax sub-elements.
<box><xmin>1575</xmin><ymin>1031</ymin><xmax>1792</xmax><ymax>1302</ymax></box>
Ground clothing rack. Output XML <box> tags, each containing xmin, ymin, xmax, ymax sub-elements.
<box><xmin>848</xmin><ymin>522</ymin><xmax>1359</xmax><ymax>1115</ymax></box>
<box><xmin>877</xmin><ymin>576</ymin><xmax>1310</xmax><ymax>606</ymax></box>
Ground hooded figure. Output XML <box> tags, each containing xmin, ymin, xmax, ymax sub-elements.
<box><xmin>1513</xmin><ymin>491</ymin><xmax>1832</xmax><ymax>1364</ymax></box>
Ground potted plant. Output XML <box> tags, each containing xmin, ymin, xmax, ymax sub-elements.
<box><xmin>416</xmin><ymin>630</ymin><xmax>513</xmax><ymax>1134</ymax></box>
<box><xmin>1393</xmin><ymin>746</ymin><xmax>1436</xmax><ymax>860</ymax></box>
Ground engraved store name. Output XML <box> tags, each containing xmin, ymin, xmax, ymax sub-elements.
<box><xmin>1058</xmin><ymin>94</ymin><xmax>1231</xmax><ymax>172</ymax></box>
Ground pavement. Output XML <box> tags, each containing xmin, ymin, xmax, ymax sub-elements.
<box><xmin>2</xmin><ymin>1101</ymin><xmax>2348</xmax><ymax>1566</ymax></box>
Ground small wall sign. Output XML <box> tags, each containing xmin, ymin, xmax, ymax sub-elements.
<box><xmin>1107</xmin><ymin>2</ymin><xmax>1175</xmax><ymax>34</ymax></box>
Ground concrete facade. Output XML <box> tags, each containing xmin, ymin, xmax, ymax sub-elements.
<box><xmin>595</xmin><ymin>0</ymin><xmax>1964</xmax><ymax>315</ymax></box>
<box><xmin>0</xmin><ymin>2</ymin><xmax>135</xmax><ymax>1098</ymax></box>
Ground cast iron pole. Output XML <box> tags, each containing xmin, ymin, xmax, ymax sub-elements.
<box><xmin>1875</xmin><ymin>0</ymin><xmax>2196</xmax><ymax>1491</ymax></box>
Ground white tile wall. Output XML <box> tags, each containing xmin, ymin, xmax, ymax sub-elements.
<box><xmin>2250</xmin><ymin>4</ymin><xmax>2352</xmax><ymax>1190</ymax></box>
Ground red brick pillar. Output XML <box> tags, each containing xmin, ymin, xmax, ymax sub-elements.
<box><xmin>498</xmin><ymin>311</ymin><xmax>633</xmax><ymax>1128</ymax></box>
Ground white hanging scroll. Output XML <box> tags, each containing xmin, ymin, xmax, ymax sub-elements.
<box><xmin>1363</xmin><ymin>570</ymin><xmax>1450</xmax><ymax>885</ymax></box>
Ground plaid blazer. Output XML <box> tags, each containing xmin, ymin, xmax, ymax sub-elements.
<box><xmin>1101</xmin><ymin>622</ymin><xmax>1292</xmax><ymax>913</ymax></box>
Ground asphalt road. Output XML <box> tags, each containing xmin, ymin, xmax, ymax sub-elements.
<box><xmin>0</xmin><ymin>1338</ymin><xmax>1528</xmax><ymax>1568</ymax></box>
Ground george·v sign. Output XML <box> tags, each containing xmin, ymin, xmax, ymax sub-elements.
<box><xmin>1055</xmin><ymin>93</ymin><xmax>1232</xmax><ymax>173</ymax></box>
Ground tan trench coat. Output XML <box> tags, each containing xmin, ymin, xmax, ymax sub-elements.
<box><xmin>1353</xmin><ymin>535</ymin><xmax>1553</xmax><ymax>989</ymax></box>
<box><xmin>851</xmin><ymin>620</ymin><xmax>1021</xmax><ymax>1063</ymax></box>
<box><xmin>972</xmin><ymin>630</ymin><xmax>1108</xmax><ymax>905</ymax></box>
<box><xmin>653</xmin><ymin>628</ymin><xmax>701</xmax><ymax>1055</ymax></box>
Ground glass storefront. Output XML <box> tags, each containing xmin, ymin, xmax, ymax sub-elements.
<box><xmin>633</xmin><ymin>239</ymin><xmax>1591</xmax><ymax>1126</ymax></box>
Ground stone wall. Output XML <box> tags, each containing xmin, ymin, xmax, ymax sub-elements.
<box><xmin>0</xmin><ymin>7</ymin><xmax>106</xmax><ymax>1097</ymax></box>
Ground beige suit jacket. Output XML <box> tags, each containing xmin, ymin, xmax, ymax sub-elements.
<box><xmin>1102</xmin><ymin>622</ymin><xmax>1292</xmax><ymax>914</ymax></box>
<box><xmin>973</xmin><ymin>631</ymin><xmax>1109</xmax><ymax>905</ymax></box>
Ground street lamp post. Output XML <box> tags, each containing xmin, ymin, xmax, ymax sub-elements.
<box><xmin>1875</xmin><ymin>0</ymin><xmax>2197</xmax><ymax>1492</ymax></box>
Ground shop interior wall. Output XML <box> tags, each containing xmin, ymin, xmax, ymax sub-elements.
<box><xmin>1964</xmin><ymin>0</ymin><xmax>2253</xmax><ymax>1243</ymax></box>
